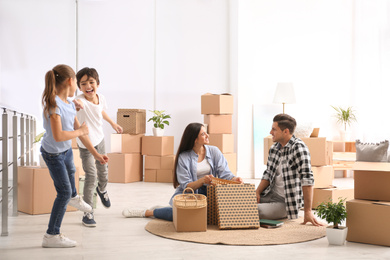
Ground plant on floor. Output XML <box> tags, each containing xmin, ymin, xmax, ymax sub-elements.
<box><xmin>331</xmin><ymin>106</ymin><xmax>357</xmax><ymax>131</ymax></box>
<box><xmin>316</xmin><ymin>197</ymin><xmax>347</xmax><ymax>229</ymax></box>
<box><xmin>148</xmin><ymin>110</ymin><xmax>171</xmax><ymax>129</ymax></box>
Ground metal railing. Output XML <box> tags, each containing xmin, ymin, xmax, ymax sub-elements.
<box><xmin>1</xmin><ymin>107</ymin><xmax>36</xmax><ymax>236</ymax></box>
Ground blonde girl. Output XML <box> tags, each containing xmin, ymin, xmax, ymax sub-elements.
<box><xmin>40</xmin><ymin>64</ymin><xmax>108</xmax><ymax>248</ymax></box>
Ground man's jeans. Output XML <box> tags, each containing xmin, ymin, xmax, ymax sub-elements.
<box><xmin>78</xmin><ymin>140</ymin><xmax>108</xmax><ymax>208</ymax></box>
<box><xmin>40</xmin><ymin>147</ymin><xmax>77</xmax><ymax>235</ymax></box>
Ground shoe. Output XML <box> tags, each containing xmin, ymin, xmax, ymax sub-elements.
<box><xmin>96</xmin><ymin>187</ymin><xmax>111</xmax><ymax>208</ymax></box>
<box><xmin>68</xmin><ymin>195</ymin><xmax>93</xmax><ymax>213</ymax></box>
<box><xmin>122</xmin><ymin>208</ymin><xmax>147</xmax><ymax>218</ymax></box>
<box><xmin>42</xmin><ymin>233</ymin><xmax>77</xmax><ymax>248</ymax></box>
<box><xmin>82</xmin><ymin>212</ymin><xmax>97</xmax><ymax>227</ymax></box>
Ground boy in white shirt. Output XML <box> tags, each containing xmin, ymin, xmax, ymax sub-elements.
<box><xmin>74</xmin><ymin>67</ymin><xmax>123</xmax><ymax>227</ymax></box>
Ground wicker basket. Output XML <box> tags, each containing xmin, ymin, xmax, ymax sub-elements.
<box><xmin>173</xmin><ymin>187</ymin><xmax>207</xmax><ymax>209</ymax></box>
<box><xmin>210</xmin><ymin>176</ymin><xmax>240</xmax><ymax>186</ymax></box>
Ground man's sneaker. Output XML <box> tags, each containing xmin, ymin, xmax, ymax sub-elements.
<box><xmin>82</xmin><ymin>212</ymin><xmax>97</xmax><ymax>227</ymax></box>
<box><xmin>122</xmin><ymin>208</ymin><xmax>147</xmax><ymax>218</ymax></box>
<box><xmin>96</xmin><ymin>187</ymin><xmax>111</xmax><ymax>208</ymax></box>
<box><xmin>68</xmin><ymin>195</ymin><xmax>93</xmax><ymax>213</ymax></box>
<box><xmin>42</xmin><ymin>233</ymin><xmax>77</xmax><ymax>248</ymax></box>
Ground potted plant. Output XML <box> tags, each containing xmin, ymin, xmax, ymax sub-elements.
<box><xmin>331</xmin><ymin>106</ymin><xmax>357</xmax><ymax>141</ymax></box>
<box><xmin>148</xmin><ymin>110</ymin><xmax>171</xmax><ymax>136</ymax></box>
<box><xmin>316</xmin><ymin>198</ymin><xmax>348</xmax><ymax>245</ymax></box>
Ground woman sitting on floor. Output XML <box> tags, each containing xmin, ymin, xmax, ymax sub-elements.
<box><xmin>122</xmin><ymin>122</ymin><xmax>243</xmax><ymax>221</ymax></box>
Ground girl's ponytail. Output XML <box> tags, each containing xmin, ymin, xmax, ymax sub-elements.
<box><xmin>41</xmin><ymin>64</ymin><xmax>75</xmax><ymax>119</ymax></box>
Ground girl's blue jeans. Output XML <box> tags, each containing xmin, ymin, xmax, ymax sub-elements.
<box><xmin>154</xmin><ymin>185</ymin><xmax>208</xmax><ymax>221</ymax></box>
<box><xmin>40</xmin><ymin>147</ymin><xmax>77</xmax><ymax>235</ymax></box>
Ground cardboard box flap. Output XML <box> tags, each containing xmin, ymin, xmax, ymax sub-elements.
<box><xmin>373</xmin><ymin>201</ymin><xmax>390</xmax><ymax>206</ymax></box>
<box><xmin>353</xmin><ymin>162</ymin><xmax>390</xmax><ymax>171</ymax></box>
<box><xmin>202</xmin><ymin>93</ymin><xmax>232</xmax><ymax>96</ymax></box>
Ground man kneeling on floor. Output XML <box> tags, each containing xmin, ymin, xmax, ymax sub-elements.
<box><xmin>256</xmin><ymin>113</ymin><xmax>324</xmax><ymax>226</ymax></box>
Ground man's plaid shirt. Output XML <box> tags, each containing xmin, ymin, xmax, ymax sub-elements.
<box><xmin>261</xmin><ymin>135</ymin><xmax>314</xmax><ymax>219</ymax></box>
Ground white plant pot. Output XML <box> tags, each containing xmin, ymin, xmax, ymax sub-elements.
<box><xmin>152</xmin><ymin>127</ymin><xmax>164</xmax><ymax>136</ymax></box>
<box><xmin>326</xmin><ymin>226</ymin><xmax>348</xmax><ymax>245</ymax></box>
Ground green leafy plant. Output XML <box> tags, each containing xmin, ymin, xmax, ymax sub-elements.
<box><xmin>34</xmin><ymin>132</ymin><xmax>45</xmax><ymax>143</ymax></box>
<box><xmin>331</xmin><ymin>106</ymin><xmax>357</xmax><ymax>131</ymax></box>
<box><xmin>147</xmin><ymin>110</ymin><xmax>171</xmax><ymax>129</ymax></box>
<box><xmin>316</xmin><ymin>198</ymin><xmax>347</xmax><ymax>229</ymax></box>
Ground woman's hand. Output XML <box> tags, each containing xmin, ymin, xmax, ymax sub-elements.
<box><xmin>202</xmin><ymin>174</ymin><xmax>213</xmax><ymax>185</ymax></box>
<box><xmin>231</xmin><ymin>176</ymin><xmax>243</xmax><ymax>183</ymax></box>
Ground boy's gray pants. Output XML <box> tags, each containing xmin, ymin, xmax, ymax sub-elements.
<box><xmin>78</xmin><ymin>139</ymin><xmax>108</xmax><ymax>208</ymax></box>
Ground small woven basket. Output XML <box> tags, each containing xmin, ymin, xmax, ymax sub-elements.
<box><xmin>210</xmin><ymin>176</ymin><xmax>240</xmax><ymax>186</ymax></box>
<box><xmin>173</xmin><ymin>187</ymin><xmax>207</xmax><ymax>209</ymax></box>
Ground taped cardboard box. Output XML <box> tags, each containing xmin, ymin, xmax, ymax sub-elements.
<box><xmin>263</xmin><ymin>136</ymin><xmax>333</xmax><ymax>166</ymax></box>
<box><xmin>201</xmin><ymin>93</ymin><xmax>233</xmax><ymax>115</ymax></box>
<box><xmin>215</xmin><ymin>184</ymin><xmax>260</xmax><ymax>229</ymax></box>
<box><xmin>204</xmin><ymin>115</ymin><xmax>232</xmax><ymax>134</ymax></box>
<box><xmin>312</xmin><ymin>165</ymin><xmax>334</xmax><ymax>188</ymax></box>
<box><xmin>144</xmin><ymin>169</ymin><xmax>157</xmax><ymax>182</ymax></box>
<box><xmin>117</xmin><ymin>109</ymin><xmax>146</xmax><ymax>134</ymax></box>
<box><xmin>223</xmin><ymin>153</ymin><xmax>237</xmax><ymax>176</ymax></box>
<box><xmin>156</xmin><ymin>169</ymin><xmax>173</xmax><ymax>183</ymax></box>
<box><xmin>141</xmin><ymin>136</ymin><xmax>174</xmax><ymax>156</ymax></box>
<box><xmin>145</xmin><ymin>155</ymin><xmax>175</xmax><ymax>170</ymax></box>
<box><xmin>107</xmin><ymin>153</ymin><xmax>143</xmax><ymax>183</ymax></box>
<box><xmin>346</xmin><ymin>199</ymin><xmax>390</xmax><ymax>246</ymax></box>
<box><xmin>312</xmin><ymin>187</ymin><xmax>354</xmax><ymax>209</ymax></box>
<box><xmin>18</xmin><ymin>166</ymin><xmax>79</xmax><ymax>214</ymax></box>
<box><xmin>111</xmin><ymin>133</ymin><xmax>144</xmax><ymax>154</ymax></box>
<box><xmin>208</xmin><ymin>134</ymin><xmax>234</xmax><ymax>153</ymax></box>
<box><xmin>353</xmin><ymin>162</ymin><xmax>390</xmax><ymax>202</ymax></box>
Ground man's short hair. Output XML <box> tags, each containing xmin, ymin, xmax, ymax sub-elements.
<box><xmin>273</xmin><ymin>114</ymin><xmax>296</xmax><ymax>134</ymax></box>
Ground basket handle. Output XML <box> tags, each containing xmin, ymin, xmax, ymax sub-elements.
<box><xmin>182</xmin><ymin>187</ymin><xmax>195</xmax><ymax>195</ymax></box>
<box><xmin>182</xmin><ymin>187</ymin><xmax>198</xmax><ymax>207</ymax></box>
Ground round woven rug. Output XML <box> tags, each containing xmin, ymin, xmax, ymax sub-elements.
<box><xmin>145</xmin><ymin>218</ymin><xmax>326</xmax><ymax>246</ymax></box>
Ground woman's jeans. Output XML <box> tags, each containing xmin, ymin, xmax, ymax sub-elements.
<box><xmin>154</xmin><ymin>185</ymin><xmax>208</xmax><ymax>221</ymax></box>
<box><xmin>40</xmin><ymin>147</ymin><xmax>77</xmax><ymax>235</ymax></box>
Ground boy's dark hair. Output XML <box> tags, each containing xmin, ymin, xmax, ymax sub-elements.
<box><xmin>273</xmin><ymin>114</ymin><xmax>296</xmax><ymax>134</ymax></box>
<box><xmin>76</xmin><ymin>67</ymin><xmax>100</xmax><ymax>88</ymax></box>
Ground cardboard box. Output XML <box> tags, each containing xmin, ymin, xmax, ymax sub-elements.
<box><xmin>223</xmin><ymin>153</ymin><xmax>237</xmax><ymax>175</ymax></box>
<box><xmin>312</xmin><ymin>187</ymin><xmax>354</xmax><ymax>209</ymax></box>
<box><xmin>201</xmin><ymin>93</ymin><xmax>234</xmax><ymax>115</ymax></box>
<box><xmin>72</xmin><ymin>148</ymin><xmax>85</xmax><ymax>176</ymax></box>
<box><xmin>204</xmin><ymin>115</ymin><xmax>232</xmax><ymax>134</ymax></box>
<box><xmin>312</xmin><ymin>166</ymin><xmax>334</xmax><ymax>188</ymax></box>
<box><xmin>156</xmin><ymin>169</ymin><xmax>173</xmax><ymax>183</ymax></box>
<box><xmin>141</xmin><ymin>136</ymin><xmax>174</xmax><ymax>156</ymax></box>
<box><xmin>144</xmin><ymin>155</ymin><xmax>175</xmax><ymax>170</ymax></box>
<box><xmin>263</xmin><ymin>136</ymin><xmax>333</xmax><ymax>166</ymax></box>
<box><xmin>18</xmin><ymin>166</ymin><xmax>79</xmax><ymax>215</ymax></box>
<box><xmin>346</xmin><ymin>199</ymin><xmax>390</xmax><ymax>246</ymax></box>
<box><xmin>208</xmin><ymin>134</ymin><xmax>234</xmax><ymax>153</ymax></box>
<box><xmin>173</xmin><ymin>205</ymin><xmax>207</xmax><ymax>232</ymax></box>
<box><xmin>117</xmin><ymin>109</ymin><xmax>146</xmax><ymax>134</ymax></box>
<box><xmin>354</xmin><ymin>166</ymin><xmax>390</xmax><ymax>201</ymax></box>
<box><xmin>144</xmin><ymin>169</ymin><xmax>157</xmax><ymax>182</ymax></box>
<box><xmin>111</xmin><ymin>133</ymin><xmax>143</xmax><ymax>154</ymax></box>
<box><xmin>107</xmin><ymin>153</ymin><xmax>143</xmax><ymax>183</ymax></box>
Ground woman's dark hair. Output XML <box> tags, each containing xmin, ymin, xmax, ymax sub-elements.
<box><xmin>173</xmin><ymin>123</ymin><xmax>204</xmax><ymax>188</ymax></box>
<box><xmin>76</xmin><ymin>67</ymin><xmax>100</xmax><ymax>88</ymax></box>
<box><xmin>273</xmin><ymin>113</ymin><xmax>296</xmax><ymax>134</ymax></box>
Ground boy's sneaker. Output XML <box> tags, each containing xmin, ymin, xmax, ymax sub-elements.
<box><xmin>68</xmin><ymin>195</ymin><xmax>93</xmax><ymax>213</ymax></box>
<box><xmin>96</xmin><ymin>187</ymin><xmax>111</xmax><ymax>208</ymax></box>
<box><xmin>82</xmin><ymin>212</ymin><xmax>97</xmax><ymax>227</ymax></box>
<box><xmin>42</xmin><ymin>233</ymin><xmax>77</xmax><ymax>248</ymax></box>
<box><xmin>122</xmin><ymin>208</ymin><xmax>147</xmax><ymax>218</ymax></box>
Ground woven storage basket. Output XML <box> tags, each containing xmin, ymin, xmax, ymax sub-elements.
<box><xmin>207</xmin><ymin>177</ymin><xmax>240</xmax><ymax>225</ymax></box>
<box><xmin>173</xmin><ymin>187</ymin><xmax>207</xmax><ymax>209</ymax></box>
<box><xmin>117</xmin><ymin>109</ymin><xmax>146</xmax><ymax>134</ymax></box>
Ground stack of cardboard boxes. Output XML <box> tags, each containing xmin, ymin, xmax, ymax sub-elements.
<box><xmin>346</xmin><ymin>162</ymin><xmax>390</xmax><ymax>246</ymax></box>
<box><xmin>264</xmin><ymin>136</ymin><xmax>354</xmax><ymax>208</ymax></box>
<box><xmin>142</xmin><ymin>136</ymin><xmax>175</xmax><ymax>183</ymax></box>
<box><xmin>201</xmin><ymin>93</ymin><xmax>237</xmax><ymax>175</ymax></box>
<box><xmin>107</xmin><ymin>109</ymin><xmax>145</xmax><ymax>183</ymax></box>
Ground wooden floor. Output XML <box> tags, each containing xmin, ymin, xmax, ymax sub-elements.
<box><xmin>0</xmin><ymin>177</ymin><xmax>389</xmax><ymax>260</ymax></box>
